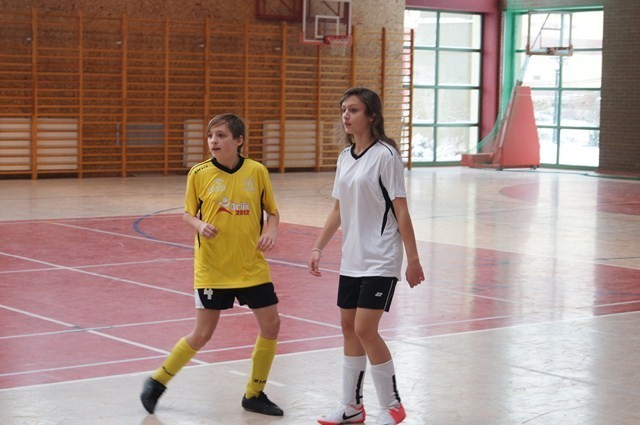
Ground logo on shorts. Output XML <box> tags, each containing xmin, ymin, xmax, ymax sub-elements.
<box><xmin>203</xmin><ymin>288</ymin><xmax>214</xmax><ymax>300</ymax></box>
<box><xmin>375</xmin><ymin>292</ymin><xmax>383</xmax><ymax>297</ymax></box>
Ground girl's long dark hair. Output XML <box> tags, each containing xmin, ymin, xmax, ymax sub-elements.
<box><xmin>335</xmin><ymin>87</ymin><xmax>399</xmax><ymax>152</ymax></box>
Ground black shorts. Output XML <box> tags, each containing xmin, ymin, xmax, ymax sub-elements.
<box><xmin>337</xmin><ymin>275</ymin><xmax>398</xmax><ymax>312</ymax></box>
<box><xmin>195</xmin><ymin>282</ymin><xmax>279</xmax><ymax>310</ymax></box>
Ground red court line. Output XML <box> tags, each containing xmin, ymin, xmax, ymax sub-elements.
<box><xmin>1</xmin><ymin>215</ymin><xmax>640</xmax><ymax>389</ymax></box>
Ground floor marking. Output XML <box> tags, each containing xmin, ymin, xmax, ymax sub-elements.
<box><xmin>51</xmin><ymin>221</ymin><xmax>193</xmax><ymax>250</ymax></box>
<box><xmin>0</xmin><ymin>251</ymin><xmax>192</xmax><ymax>296</ymax></box>
<box><xmin>0</xmin><ymin>356</ymin><xmax>170</xmax><ymax>378</ymax></box>
<box><xmin>0</xmin><ymin>304</ymin><xmax>201</xmax><ymax>358</ymax></box>
<box><xmin>0</xmin><ymin>257</ymin><xmax>192</xmax><ymax>275</ymax></box>
<box><xmin>227</xmin><ymin>370</ymin><xmax>285</xmax><ymax>387</ymax></box>
<box><xmin>4</xmin><ymin>310</ymin><xmax>640</xmax><ymax>394</ymax></box>
<box><xmin>0</xmin><ymin>311</ymin><xmax>253</xmax><ymax>340</ymax></box>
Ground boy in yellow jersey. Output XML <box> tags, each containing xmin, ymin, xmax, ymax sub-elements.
<box><xmin>140</xmin><ymin>113</ymin><xmax>283</xmax><ymax>417</ymax></box>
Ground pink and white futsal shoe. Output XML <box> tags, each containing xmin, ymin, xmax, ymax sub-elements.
<box><xmin>375</xmin><ymin>402</ymin><xmax>406</xmax><ymax>425</ymax></box>
<box><xmin>317</xmin><ymin>403</ymin><xmax>366</xmax><ymax>424</ymax></box>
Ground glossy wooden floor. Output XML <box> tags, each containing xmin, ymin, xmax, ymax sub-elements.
<box><xmin>1</xmin><ymin>167</ymin><xmax>639</xmax><ymax>425</ymax></box>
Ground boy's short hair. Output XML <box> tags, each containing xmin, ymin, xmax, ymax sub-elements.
<box><xmin>207</xmin><ymin>113</ymin><xmax>246</xmax><ymax>152</ymax></box>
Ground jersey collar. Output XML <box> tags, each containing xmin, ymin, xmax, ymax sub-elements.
<box><xmin>212</xmin><ymin>155</ymin><xmax>244</xmax><ymax>174</ymax></box>
<box><xmin>350</xmin><ymin>139</ymin><xmax>378</xmax><ymax>160</ymax></box>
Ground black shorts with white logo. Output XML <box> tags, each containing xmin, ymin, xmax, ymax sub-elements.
<box><xmin>195</xmin><ymin>282</ymin><xmax>278</xmax><ymax>310</ymax></box>
<box><xmin>337</xmin><ymin>275</ymin><xmax>398</xmax><ymax>312</ymax></box>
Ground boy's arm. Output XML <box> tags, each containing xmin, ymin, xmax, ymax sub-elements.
<box><xmin>183</xmin><ymin>211</ymin><xmax>218</xmax><ymax>238</ymax></box>
<box><xmin>257</xmin><ymin>209</ymin><xmax>279</xmax><ymax>252</ymax></box>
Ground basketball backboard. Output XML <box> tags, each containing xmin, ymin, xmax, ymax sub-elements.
<box><xmin>526</xmin><ymin>11</ymin><xmax>573</xmax><ymax>56</ymax></box>
<box><xmin>301</xmin><ymin>0</ymin><xmax>351</xmax><ymax>44</ymax></box>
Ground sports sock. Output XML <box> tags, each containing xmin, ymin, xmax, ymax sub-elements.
<box><xmin>245</xmin><ymin>335</ymin><xmax>277</xmax><ymax>398</ymax></box>
<box><xmin>371</xmin><ymin>359</ymin><xmax>401</xmax><ymax>408</ymax></box>
<box><xmin>152</xmin><ymin>337</ymin><xmax>198</xmax><ymax>386</ymax></box>
<box><xmin>342</xmin><ymin>355</ymin><xmax>367</xmax><ymax>406</ymax></box>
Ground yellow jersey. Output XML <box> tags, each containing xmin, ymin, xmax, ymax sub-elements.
<box><xmin>184</xmin><ymin>157</ymin><xmax>277</xmax><ymax>289</ymax></box>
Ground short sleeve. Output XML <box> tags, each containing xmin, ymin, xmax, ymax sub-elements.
<box><xmin>184</xmin><ymin>168</ymin><xmax>200</xmax><ymax>216</ymax></box>
<box><xmin>260</xmin><ymin>165</ymin><xmax>278</xmax><ymax>215</ymax></box>
<box><xmin>380</xmin><ymin>151</ymin><xmax>406</xmax><ymax>200</ymax></box>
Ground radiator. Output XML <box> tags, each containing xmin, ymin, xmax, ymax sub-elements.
<box><xmin>263</xmin><ymin>120</ymin><xmax>316</xmax><ymax>168</ymax></box>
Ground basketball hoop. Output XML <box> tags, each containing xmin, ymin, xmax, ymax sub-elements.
<box><xmin>325</xmin><ymin>34</ymin><xmax>352</xmax><ymax>57</ymax></box>
<box><xmin>526</xmin><ymin>45</ymin><xmax>574</xmax><ymax>57</ymax></box>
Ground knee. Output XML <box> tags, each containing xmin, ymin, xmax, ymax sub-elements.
<box><xmin>261</xmin><ymin>315</ymin><xmax>280</xmax><ymax>339</ymax></box>
<box><xmin>340</xmin><ymin>318</ymin><xmax>357</xmax><ymax>339</ymax></box>
<box><xmin>353</xmin><ymin>322</ymin><xmax>378</xmax><ymax>343</ymax></box>
<box><xmin>187</xmin><ymin>331</ymin><xmax>213</xmax><ymax>351</ymax></box>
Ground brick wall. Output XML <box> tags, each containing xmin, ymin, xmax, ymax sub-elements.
<box><xmin>599</xmin><ymin>0</ymin><xmax>640</xmax><ymax>174</ymax></box>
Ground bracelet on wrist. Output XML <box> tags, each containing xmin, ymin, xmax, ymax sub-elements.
<box><xmin>311</xmin><ymin>247</ymin><xmax>322</xmax><ymax>254</ymax></box>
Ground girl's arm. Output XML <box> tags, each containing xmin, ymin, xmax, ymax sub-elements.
<box><xmin>392</xmin><ymin>197</ymin><xmax>424</xmax><ymax>287</ymax></box>
<box><xmin>308</xmin><ymin>200</ymin><xmax>341</xmax><ymax>277</ymax></box>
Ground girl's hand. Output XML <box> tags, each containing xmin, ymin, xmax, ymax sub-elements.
<box><xmin>405</xmin><ymin>260</ymin><xmax>425</xmax><ymax>288</ymax></box>
<box><xmin>308</xmin><ymin>249</ymin><xmax>322</xmax><ymax>277</ymax></box>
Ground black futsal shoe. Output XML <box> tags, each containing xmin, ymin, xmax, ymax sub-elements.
<box><xmin>140</xmin><ymin>377</ymin><xmax>166</xmax><ymax>414</ymax></box>
<box><xmin>242</xmin><ymin>392</ymin><xmax>284</xmax><ymax>416</ymax></box>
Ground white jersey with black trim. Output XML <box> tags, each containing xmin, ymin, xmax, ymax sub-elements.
<box><xmin>332</xmin><ymin>140</ymin><xmax>407</xmax><ymax>279</ymax></box>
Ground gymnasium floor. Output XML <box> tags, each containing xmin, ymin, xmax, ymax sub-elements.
<box><xmin>1</xmin><ymin>167</ymin><xmax>639</xmax><ymax>425</ymax></box>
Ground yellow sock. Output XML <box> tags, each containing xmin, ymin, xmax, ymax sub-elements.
<box><xmin>152</xmin><ymin>337</ymin><xmax>197</xmax><ymax>386</ymax></box>
<box><xmin>245</xmin><ymin>335</ymin><xmax>277</xmax><ymax>398</ymax></box>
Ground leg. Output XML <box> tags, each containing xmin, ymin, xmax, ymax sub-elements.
<box><xmin>340</xmin><ymin>307</ymin><xmax>365</xmax><ymax>357</ymax></box>
<box><xmin>353</xmin><ymin>307</ymin><xmax>389</xmax><ymax>365</ymax></box>
<box><xmin>156</xmin><ymin>308</ymin><xmax>221</xmax><ymax>383</ymax></box>
<box><xmin>247</xmin><ymin>304</ymin><xmax>280</xmax><ymax>398</ymax></box>
<box><xmin>354</xmin><ymin>308</ymin><xmax>404</xmax><ymax>424</ymax></box>
<box><xmin>340</xmin><ymin>307</ymin><xmax>367</xmax><ymax>406</ymax></box>
<box><xmin>141</xmin><ymin>309</ymin><xmax>221</xmax><ymax>414</ymax></box>
<box><xmin>317</xmin><ymin>308</ymin><xmax>369</xmax><ymax>424</ymax></box>
<box><xmin>241</xmin><ymin>304</ymin><xmax>284</xmax><ymax>416</ymax></box>
<box><xmin>252</xmin><ymin>303</ymin><xmax>280</xmax><ymax>340</ymax></box>
<box><xmin>185</xmin><ymin>308</ymin><xmax>221</xmax><ymax>350</ymax></box>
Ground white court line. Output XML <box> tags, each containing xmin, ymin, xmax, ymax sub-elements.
<box><xmin>49</xmin><ymin>221</ymin><xmax>328</xmax><ymax>271</ymax></box>
<box><xmin>399</xmin><ymin>308</ymin><xmax>640</xmax><ymax>343</ymax></box>
<box><xmin>2</xmin><ymin>248</ymin><xmax>636</xmax><ymax>337</ymax></box>
<box><xmin>8</xmin><ymin>215</ymin><xmax>640</xmax><ymax>273</ymax></box>
<box><xmin>427</xmin><ymin>237</ymin><xmax>640</xmax><ymax>271</ymax></box>
<box><xmin>0</xmin><ymin>356</ymin><xmax>169</xmax><ymax>378</ymax></box>
<box><xmin>227</xmin><ymin>370</ymin><xmax>285</xmax><ymax>387</ymax></box>
<box><xmin>0</xmin><ymin>304</ymin><xmax>208</xmax><ymax>367</ymax></box>
<box><xmin>0</xmin><ymin>333</ymin><xmax>345</xmax><ymax>379</ymax></box>
<box><xmin>592</xmin><ymin>299</ymin><xmax>640</xmax><ymax>308</ymax></box>
<box><xmin>0</xmin><ymin>257</ymin><xmax>192</xmax><ymax>275</ymax></box>
<box><xmin>0</xmin><ymin>251</ymin><xmax>192</xmax><ymax>296</ymax></box>
<box><xmin>0</xmin><ymin>312</ymin><xmax>246</xmax><ymax>340</ymax></box>
<box><xmin>52</xmin><ymin>221</ymin><xmax>193</xmax><ymax>249</ymax></box>
<box><xmin>3</xmin><ymin>310</ymin><xmax>640</xmax><ymax>393</ymax></box>
<box><xmin>3</xmin><ymin>221</ymin><xmax>639</xmax><ymax>390</ymax></box>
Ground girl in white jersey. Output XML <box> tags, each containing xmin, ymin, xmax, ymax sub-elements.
<box><xmin>309</xmin><ymin>87</ymin><xmax>424</xmax><ymax>425</ymax></box>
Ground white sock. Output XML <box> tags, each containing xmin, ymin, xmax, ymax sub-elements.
<box><xmin>342</xmin><ymin>355</ymin><xmax>367</xmax><ymax>406</ymax></box>
<box><xmin>371</xmin><ymin>359</ymin><xmax>402</xmax><ymax>408</ymax></box>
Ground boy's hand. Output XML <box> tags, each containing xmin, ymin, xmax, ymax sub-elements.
<box><xmin>198</xmin><ymin>222</ymin><xmax>218</xmax><ymax>238</ymax></box>
<box><xmin>257</xmin><ymin>233</ymin><xmax>276</xmax><ymax>252</ymax></box>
